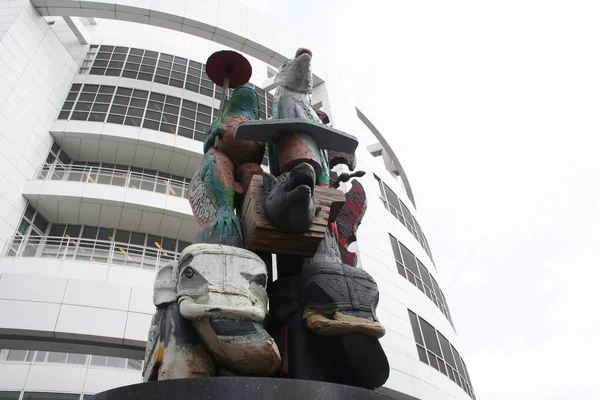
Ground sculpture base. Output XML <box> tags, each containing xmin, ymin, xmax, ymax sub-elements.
<box><xmin>92</xmin><ymin>377</ymin><xmax>396</xmax><ymax>400</ymax></box>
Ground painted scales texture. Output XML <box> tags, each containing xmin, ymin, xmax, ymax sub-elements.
<box><xmin>190</xmin><ymin>86</ymin><xmax>264</xmax><ymax>242</ymax></box>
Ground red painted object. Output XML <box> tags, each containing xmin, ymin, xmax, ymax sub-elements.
<box><xmin>206</xmin><ymin>50</ymin><xmax>252</xmax><ymax>88</ymax></box>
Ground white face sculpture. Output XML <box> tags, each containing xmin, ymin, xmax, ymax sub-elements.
<box><xmin>176</xmin><ymin>244</ymin><xmax>268</xmax><ymax>322</ymax></box>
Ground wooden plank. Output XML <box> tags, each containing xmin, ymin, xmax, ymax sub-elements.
<box><xmin>241</xmin><ymin>175</ymin><xmax>345</xmax><ymax>257</ymax></box>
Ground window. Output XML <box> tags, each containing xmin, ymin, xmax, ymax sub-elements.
<box><xmin>8</xmin><ymin>205</ymin><xmax>186</xmax><ymax>270</ymax></box>
<box><xmin>84</xmin><ymin>45</ymin><xmax>274</xmax><ymax>118</ymax></box>
<box><xmin>407</xmin><ymin>310</ymin><xmax>476</xmax><ymax>399</ymax></box>
<box><xmin>374</xmin><ymin>174</ymin><xmax>434</xmax><ymax>259</ymax></box>
<box><xmin>388</xmin><ymin>234</ymin><xmax>453</xmax><ymax>325</ymax></box>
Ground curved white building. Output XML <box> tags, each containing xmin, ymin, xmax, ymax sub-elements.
<box><xmin>0</xmin><ymin>1</ymin><xmax>475</xmax><ymax>399</ymax></box>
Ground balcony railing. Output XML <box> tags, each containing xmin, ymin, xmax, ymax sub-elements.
<box><xmin>3</xmin><ymin>235</ymin><xmax>178</xmax><ymax>270</ymax></box>
<box><xmin>35</xmin><ymin>163</ymin><xmax>190</xmax><ymax>198</ymax></box>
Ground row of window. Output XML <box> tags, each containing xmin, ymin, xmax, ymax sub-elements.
<box><xmin>375</xmin><ymin>174</ymin><xmax>433</xmax><ymax>260</ymax></box>
<box><xmin>58</xmin><ymin>84</ymin><xmax>215</xmax><ymax>142</ymax></box>
<box><xmin>407</xmin><ymin>310</ymin><xmax>476</xmax><ymax>399</ymax></box>
<box><xmin>84</xmin><ymin>45</ymin><xmax>274</xmax><ymax>119</ymax></box>
<box><xmin>0</xmin><ymin>349</ymin><xmax>142</xmax><ymax>371</ymax></box>
<box><xmin>389</xmin><ymin>234</ymin><xmax>453</xmax><ymax>325</ymax></box>
<box><xmin>42</xmin><ymin>141</ymin><xmax>192</xmax><ymax>186</ymax></box>
<box><xmin>7</xmin><ymin>206</ymin><xmax>189</xmax><ymax>270</ymax></box>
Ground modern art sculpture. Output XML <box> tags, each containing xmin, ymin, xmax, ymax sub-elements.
<box><xmin>95</xmin><ymin>48</ymin><xmax>390</xmax><ymax>400</ymax></box>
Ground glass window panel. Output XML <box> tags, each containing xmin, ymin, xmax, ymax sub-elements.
<box><xmin>83</xmin><ymin>84</ymin><xmax>100</xmax><ymax>92</ymax></box>
<box><xmin>177</xmin><ymin>241</ymin><xmax>191</xmax><ymax>252</ymax></box>
<box><xmin>200</xmin><ymin>87</ymin><xmax>213</xmax><ymax>97</ymax></box>
<box><xmin>431</xmin><ymin>277</ymin><xmax>442</xmax><ymax>298</ymax></box>
<box><xmin>388</xmin><ymin>234</ymin><xmax>402</xmax><ymax>262</ymax></box>
<box><xmin>81</xmin><ymin>226</ymin><xmax>98</xmax><ymax>240</ymax></box>
<box><xmin>164</xmin><ymin>104</ymin><xmax>179</xmax><ymax>114</ymax></box>
<box><xmin>113</xmin><ymin>96</ymin><xmax>129</xmax><ymax>105</ymax></box>
<box><xmin>173</xmin><ymin>63</ymin><xmax>186</xmax><ymax>72</ymax></box>
<box><xmin>170</xmin><ymin>71</ymin><xmax>185</xmax><ymax>80</ymax></box>
<box><xmin>437</xmin><ymin>333</ymin><xmax>456</xmax><ymax>368</ymax></box>
<box><xmin>107</xmin><ymin>114</ymin><xmax>125</xmax><ymax>124</ymax></box>
<box><xmin>47</xmin><ymin>352</ymin><xmax>68</xmax><ymax>363</ymax></box>
<box><xmin>181</xmin><ymin>108</ymin><xmax>195</xmax><ymax>120</ymax></box>
<box><xmin>408</xmin><ymin>310</ymin><xmax>424</xmax><ymax>346</ymax></box>
<box><xmin>130</xmin><ymin>232</ymin><xmax>145</xmax><ymax>246</ymax></box>
<box><xmin>147</xmin><ymin>234</ymin><xmax>161</xmax><ymax>249</ymax></box>
<box><xmin>197</xmin><ymin>104</ymin><xmax>211</xmax><ymax>115</ymax></box>
<box><xmin>18</xmin><ymin>219</ymin><xmax>29</xmax><ymax>235</ymax></box>
<box><xmin>34</xmin><ymin>351</ymin><xmax>47</xmax><ymax>362</ymax></box>
<box><xmin>160</xmin><ymin>123</ymin><xmax>176</xmax><ymax>134</ymax></box>
<box><xmin>129</xmin><ymin>48</ymin><xmax>144</xmax><ymax>56</ymax></box>
<box><xmin>6</xmin><ymin>349</ymin><xmax>27</xmax><ymax>361</ymax></box>
<box><xmin>178</xmin><ymin>127</ymin><xmax>193</xmax><ymax>138</ymax></box>
<box><xmin>143</xmin><ymin>120</ymin><xmax>160</xmax><ymax>130</ymax></box>
<box><xmin>71</xmin><ymin>111</ymin><xmax>89</xmax><ymax>120</ymax></box>
<box><xmin>23</xmin><ymin>394</ymin><xmax>80</xmax><ymax>400</ymax></box>
<box><xmin>88</xmin><ymin>112</ymin><xmax>106</xmax><ymax>122</ymax></box>
<box><xmin>127</xmin><ymin>107</ymin><xmax>144</xmax><ymax>118</ymax></box>
<box><xmin>400</xmin><ymin>243</ymin><xmax>420</xmax><ymax>277</ymax></box>
<box><xmin>114</xmin><ymin>230</ymin><xmax>130</xmax><ymax>243</ymax></box>
<box><xmin>105</xmin><ymin>69</ymin><xmax>120</xmax><ymax>76</ymax></box>
<box><xmin>96</xmin><ymin>94</ymin><xmax>112</xmax><ymax>103</ymax></box>
<box><xmin>65</xmin><ymin>225</ymin><xmax>81</xmax><ymax>237</ymax></box>
<box><xmin>419</xmin><ymin>317</ymin><xmax>442</xmax><ymax>357</ymax></box>
<box><xmin>416</xmin><ymin>345</ymin><xmax>428</xmax><ymax>363</ymax></box>
<box><xmin>106</xmin><ymin>357</ymin><xmax>126</xmax><ymax>368</ymax></box>
<box><xmin>127</xmin><ymin>359</ymin><xmax>143</xmax><ymax>370</ymax></box>
<box><xmin>74</xmin><ymin>102</ymin><xmax>92</xmax><ymax>111</ymax></box>
<box><xmin>170</xmin><ymin>79</ymin><xmax>184</xmax><ymax>88</ymax></box>
<box><xmin>154</xmin><ymin>74</ymin><xmax>169</xmax><ymax>85</ymax></box>
<box><xmin>438</xmin><ymin>357</ymin><xmax>447</xmax><ymax>375</ymax></box>
<box><xmin>33</xmin><ymin>213</ymin><xmax>48</xmax><ymax>233</ymax></box>
<box><xmin>427</xmin><ymin>351</ymin><xmax>439</xmax><ymax>370</ymax></box>
<box><xmin>162</xmin><ymin>238</ymin><xmax>176</xmax><ymax>251</ymax></box>
<box><xmin>67</xmin><ymin>353</ymin><xmax>87</xmax><ymax>365</ymax></box>
<box><xmin>185</xmin><ymin>83</ymin><xmax>199</xmax><ymax>93</ymax></box>
<box><xmin>110</xmin><ymin>105</ymin><xmax>127</xmax><ymax>115</ymax></box>
<box><xmin>124</xmin><ymin>117</ymin><xmax>142</xmax><ymax>127</ymax></box>
<box><xmin>415</xmin><ymin>278</ymin><xmax>424</xmax><ymax>292</ymax></box>
<box><xmin>25</xmin><ymin>205</ymin><xmax>36</xmax><ymax>220</ymax></box>
<box><xmin>92</xmin><ymin>103</ymin><xmax>110</xmax><ymax>113</ymax></box>
<box><xmin>396</xmin><ymin>261</ymin><xmax>406</xmax><ymax>277</ymax></box>
<box><xmin>116</xmin><ymin>87</ymin><xmax>133</xmax><ymax>96</ymax></box>
<box><xmin>140</xmin><ymin>64</ymin><xmax>155</xmax><ymax>73</ymax></box>
<box><xmin>161</xmin><ymin>113</ymin><xmax>178</xmax><ymax>124</ymax></box>
<box><xmin>130</xmin><ymin>98</ymin><xmax>147</xmax><ymax>108</ymax></box>
<box><xmin>49</xmin><ymin>224</ymin><xmax>66</xmax><ymax>237</ymax></box>
<box><xmin>417</xmin><ymin>259</ymin><xmax>432</xmax><ymax>288</ymax></box>
<box><xmin>196</xmin><ymin>113</ymin><xmax>211</xmax><ymax>123</ymax></box>
<box><xmin>89</xmin><ymin>355</ymin><xmax>107</xmax><ymax>367</ymax></box>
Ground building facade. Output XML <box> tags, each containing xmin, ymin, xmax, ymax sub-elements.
<box><xmin>0</xmin><ymin>1</ymin><xmax>475</xmax><ymax>399</ymax></box>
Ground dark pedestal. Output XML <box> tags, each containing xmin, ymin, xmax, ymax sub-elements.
<box><xmin>92</xmin><ymin>377</ymin><xmax>395</xmax><ymax>400</ymax></box>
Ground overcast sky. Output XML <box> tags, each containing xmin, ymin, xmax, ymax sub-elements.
<box><xmin>239</xmin><ymin>1</ymin><xmax>600</xmax><ymax>398</ymax></box>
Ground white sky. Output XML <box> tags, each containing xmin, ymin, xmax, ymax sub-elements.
<box><xmin>240</xmin><ymin>1</ymin><xmax>600</xmax><ymax>398</ymax></box>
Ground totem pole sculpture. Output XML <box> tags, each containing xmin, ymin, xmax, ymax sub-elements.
<box><xmin>143</xmin><ymin>48</ymin><xmax>389</xmax><ymax>390</ymax></box>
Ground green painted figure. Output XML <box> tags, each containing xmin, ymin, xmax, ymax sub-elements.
<box><xmin>197</xmin><ymin>86</ymin><xmax>265</xmax><ymax>242</ymax></box>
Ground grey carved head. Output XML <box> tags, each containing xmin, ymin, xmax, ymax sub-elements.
<box><xmin>275</xmin><ymin>48</ymin><xmax>313</xmax><ymax>94</ymax></box>
<box><xmin>153</xmin><ymin>244</ymin><xmax>269</xmax><ymax>323</ymax></box>
<box><xmin>263</xmin><ymin>162</ymin><xmax>318</xmax><ymax>233</ymax></box>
